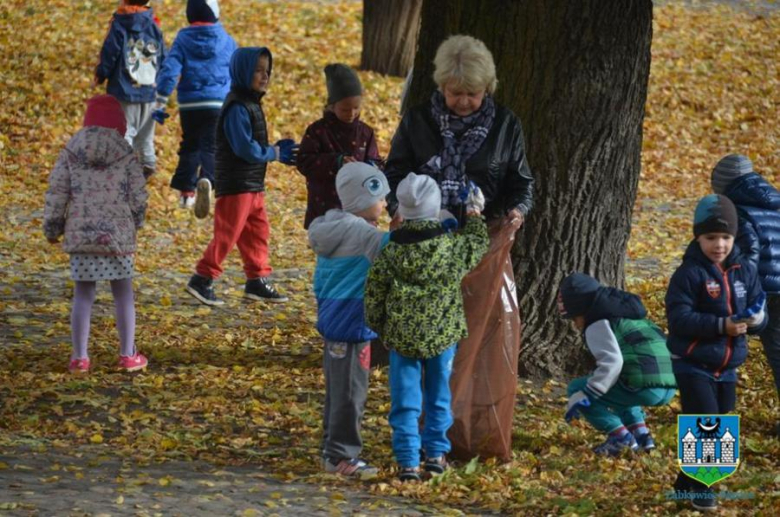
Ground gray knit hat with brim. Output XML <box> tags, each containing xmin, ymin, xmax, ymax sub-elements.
<box><xmin>335</xmin><ymin>162</ymin><xmax>390</xmax><ymax>214</ymax></box>
<box><xmin>325</xmin><ymin>63</ymin><xmax>363</xmax><ymax>105</ymax></box>
<box><xmin>711</xmin><ymin>154</ymin><xmax>754</xmax><ymax>194</ymax></box>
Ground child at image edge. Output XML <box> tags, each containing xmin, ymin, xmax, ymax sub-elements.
<box><xmin>365</xmin><ymin>173</ymin><xmax>489</xmax><ymax>481</ymax></box>
<box><xmin>185</xmin><ymin>47</ymin><xmax>298</xmax><ymax>306</ymax></box>
<box><xmin>711</xmin><ymin>154</ymin><xmax>780</xmax><ymax>439</ymax></box>
<box><xmin>308</xmin><ymin>162</ymin><xmax>391</xmax><ymax>479</ymax></box>
<box><xmin>44</xmin><ymin>95</ymin><xmax>149</xmax><ymax>373</ymax></box>
<box><xmin>94</xmin><ymin>0</ymin><xmax>166</xmax><ymax>179</ymax></box>
<box><xmin>296</xmin><ymin>63</ymin><xmax>382</xmax><ymax>229</ymax></box>
<box><xmin>558</xmin><ymin>273</ymin><xmax>677</xmax><ymax>456</ymax></box>
<box><xmin>665</xmin><ymin>193</ymin><xmax>766</xmax><ymax>511</ymax></box>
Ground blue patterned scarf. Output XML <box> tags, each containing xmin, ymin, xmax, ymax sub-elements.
<box><xmin>420</xmin><ymin>90</ymin><xmax>495</xmax><ymax>210</ymax></box>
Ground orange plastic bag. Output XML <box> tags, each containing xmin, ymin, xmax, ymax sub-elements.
<box><xmin>448</xmin><ymin>215</ymin><xmax>523</xmax><ymax>461</ymax></box>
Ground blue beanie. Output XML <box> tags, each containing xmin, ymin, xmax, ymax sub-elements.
<box><xmin>693</xmin><ymin>194</ymin><xmax>738</xmax><ymax>237</ymax></box>
<box><xmin>558</xmin><ymin>273</ymin><xmax>601</xmax><ymax>319</ymax></box>
<box><xmin>187</xmin><ymin>0</ymin><xmax>219</xmax><ymax>23</ymax></box>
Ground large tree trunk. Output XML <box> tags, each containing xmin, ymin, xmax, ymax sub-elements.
<box><xmin>360</xmin><ymin>0</ymin><xmax>422</xmax><ymax>77</ymax></box>
<box><xmin>405</xmin><ymin>0</ymin><xmax>653</xmax><ymax>377</ymax></box>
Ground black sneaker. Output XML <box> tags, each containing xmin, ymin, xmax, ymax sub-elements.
<box><xmin>142</xmin><ymin>166</ymin><xmax>155</xmax><ymax>180</ymax></box>
<box><xmin>423</xmin><ymin>455</ymin><xmax>448</xmax><ymax>475</ymax></box>
<box><xmin>245</xmin><ymin>277</ymin><xmax>288</xmax><ymax>303</ymax></box>
<box><xmin>691</xmin><ymin>488</ymin><xmax>718</xmax><ymax>512</ymax></box>
<box><xmin>186</xmin><ymin>274</ymin><xmax>224</xmax><ymax>306</ymax></box>
<box><xmin>193</xmin><ymin>178</ymin><xmax>211</xmax><ymax>219</ymax></box>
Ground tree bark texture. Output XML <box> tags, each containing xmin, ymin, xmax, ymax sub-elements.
<box><xmin>405</xmin><ymin>0</ymin><xmax>653</xmax><ymax>377</ymax></box>
<box><xmin>360</xmin><ymin>0</ymin><xmax>423</xmax><ymax>77</ymax></box>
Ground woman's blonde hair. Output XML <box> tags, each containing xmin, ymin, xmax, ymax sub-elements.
<box><xmin>433</xmin><ymin>35</ymin><xmax>497</xmax><ymax>95</ymax></box>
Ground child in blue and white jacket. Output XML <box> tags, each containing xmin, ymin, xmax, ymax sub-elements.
<box><xmin>154</xmin><ymin>0</ymin><xmax>237</xmax><ymax>217</ymax></box>
<box><xmin>308</xmin><ymin>162</ymin><xmax>390</xmax><ymax>480</ymax></box>
<box><xmin>94</xmin><ymin>0</ymin><xmax>166</xmax><ymax>179</ymax></box>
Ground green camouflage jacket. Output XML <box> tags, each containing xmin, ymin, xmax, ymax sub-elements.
<box><xmin>365</xmin><ymin>216</ymin><xmax>489</xmax><ymax>358</ymax></box>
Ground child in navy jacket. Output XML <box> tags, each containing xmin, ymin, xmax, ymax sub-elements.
<box><xmin>154</xmin><ymin>0</ymin><xmax>237</xmax><ymax>217</ymax></box>
<box><xmin>94</xmin><ymin>0</ymin><xmax>166</xmax><ymax>178</ymax></box>
<box><xmin>712</xmin><ymin>154</ymin><xmax>780</xmax><ymax>438</ymax></box>
<box><xmin>665</xmin><ymin>193</ymin><xmax>766</xmax><ymax>510</ymax></box>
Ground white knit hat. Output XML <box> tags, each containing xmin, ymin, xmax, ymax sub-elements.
<box><xmin>397</xmin><ymin>173</ymin><xmax>441</xmax><ymax>221</ymax></box>
<box><xmin>335</xmin><ymin>162</ymin><xmax>390</xmax><ymax>214</ymax></box>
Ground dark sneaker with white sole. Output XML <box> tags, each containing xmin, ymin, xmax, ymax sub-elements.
<box><xmin>245</xmin><ymin>277</ymin><xmax>288</xmax><ymax>303</ymax></box>
<box><xmin>186</xmin><ymin>274</ymin><xmax>224</xmax><ymax>306</ymax></box>
<box><xmin>194</xmin><ymin>178</ymin><xmax>211</xmax><ymax>219</ymax></box>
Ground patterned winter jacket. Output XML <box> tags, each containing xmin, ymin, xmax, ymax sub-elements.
<box><xmin>43</xmin><ymin>126</ymin><xmax>148</xmax><ymax>255</ymax></box>
<box><xmin>365</xmin><ymin>216</ymin><xmax>489</xmax><ymax>359</ymax></box>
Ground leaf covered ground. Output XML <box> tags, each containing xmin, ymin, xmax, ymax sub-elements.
<box><xmin>0</xmin><ymin>0</ymin><xmax>779</xmax><ymax>515</ymax></box>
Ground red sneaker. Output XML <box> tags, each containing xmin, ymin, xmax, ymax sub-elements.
<box><xmin>118</xmin><ymin>353</ymin><xmax>148</xmax><ymax>372</ymax></box>
<box><xmin>68</xmin><ymin>358</ymin><xmax>90</xmax><ymax>374</ymax></box>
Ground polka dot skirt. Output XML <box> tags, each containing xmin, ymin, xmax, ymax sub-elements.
<box><xmin>70</xmin><ymin>254</ymin><xmax>134</xmax><ymax>281</ymax></box>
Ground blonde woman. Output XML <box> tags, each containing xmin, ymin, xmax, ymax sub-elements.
<box><xmin>385</xmin><ymin>35</ymin><xmax>533</xmax><ymax>462</ymax></box>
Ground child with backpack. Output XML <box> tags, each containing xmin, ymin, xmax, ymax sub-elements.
<box><xmin>94</xmin><ymin>0</ymin><xmax>166</xmax><ymax>179</ymax></box>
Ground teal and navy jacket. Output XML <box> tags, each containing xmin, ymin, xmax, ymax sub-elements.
<box><xmin>577</xmin><ymin>286</ymin><xmax>677</xmax><ymax>400</ymax></box>
<box><xmin>308</xmin><ymin>210</ymin><xmax>390</xmax><ymax>343</ymax></box>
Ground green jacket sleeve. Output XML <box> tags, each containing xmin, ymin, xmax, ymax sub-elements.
<box><xmin>365</xmin><ymin>250</ymin><xmax>392</xmax><ymax>335</ymax></box>
<box><xmin>454</xmin><ymin>215</ymin><xmax>490</xmax><ymax>274</ymax></box>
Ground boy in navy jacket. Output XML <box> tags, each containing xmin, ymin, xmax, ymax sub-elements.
<box><xmin>94</xmin><ymin>0</ymin><xmax>166</xmax><ymax>179</ymax></box>
<box><xmin>185</xmin><ymin>47</ymin><xmax>298</xmax><ymax>306</ymax></box>
<box><xmin>712</xmin><ymin>154</ymin><xmax>780</xmax><ymax>438</ymax></box>
<box><xmin>154</xmin><ymin>0</ymin><xmax>237</xmax><ymax>217</ymax></box>
<box><xmin>665</xmin><ymin>193</ymin><xmax>766</xmax><ymax>511</ymax></box>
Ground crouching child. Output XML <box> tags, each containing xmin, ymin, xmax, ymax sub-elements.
<box><xmin>559</xmin><ymin>273</ymin><xmax>677</xmax><ymax>456</ymax></box>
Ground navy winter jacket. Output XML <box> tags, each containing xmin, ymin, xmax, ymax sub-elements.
<box><xmin>724</xmin><ymin>172</ymin><xmax>780</xmax><ymax>294</ymax></box>
<box><xmin>156</xmin><ymin>23</ymin><xmax>237</xmax><ymax>111</ymax></box>
<box><xmin>96</xmin><ymin>8</ymin><xmax>166</xmax><ymax>103</ymax></box>
<box><xmin>666</xmin><ymin>241</ymin><xmax>766</xmax><ymax>378</ymax></box>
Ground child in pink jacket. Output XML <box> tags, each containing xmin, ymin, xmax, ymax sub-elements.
<box><xmin>44</xmin><ymin>94</ymin><xmax>149</xmax><ymax>373</ymax></box>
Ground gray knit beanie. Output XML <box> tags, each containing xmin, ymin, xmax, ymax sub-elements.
<box><xmin>335</xmin><ymin>162</ymin><xmax>389</xmax><ymax>214</ymax></box>
<box><xmin>397</xmin><ymin>173</ymin><xmax>442</xmax><ymax>221</ymax></box>
<box><xmin>325</xmin><ymin>64</ymin><xmax>363</xmax><ymax>105</ymax></box>
<box><xmin>711</xmin><ymin>154</ymin><xmax>754</xmax><ymax>194</ymax></box>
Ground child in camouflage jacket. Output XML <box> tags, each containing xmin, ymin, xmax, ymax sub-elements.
<box><xmin>365</xmin><ymin>173</ymin><xmax>488</xmax><ymax>482</ymax></box>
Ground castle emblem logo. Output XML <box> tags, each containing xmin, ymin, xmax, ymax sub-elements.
<box><xmin>678</xmin><ymin>414</ymin><xmax>740</xmax><ymax>487</ymax></box>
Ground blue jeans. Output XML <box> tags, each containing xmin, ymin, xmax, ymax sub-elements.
<box><xmin>389</xmin><ymin>346</ymin><xmax>456</xmax><ymax>468</ymax></box>
<box><xmin>567</xmin><ymin>376</ymin><xmax>676</xmax><ymax>433</ymax></box>
<box><xmin>169</xmin><ymin>109</ymin><xmax>219</xmax><ymax>192</ymax></box>
<box><xmin>760</xmin><ymin>295</ymin><xmax>780</xmax><ymax>399</ymax></box>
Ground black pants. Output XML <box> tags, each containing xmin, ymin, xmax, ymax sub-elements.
<box><xmin>674</xmin><ymin>373</ymin><xmax>736</xmax><ymax>493</ymax></box>
<box><xmin>169</xmin><ymin>109</ymin><xmax>219</xmax><ymax>192</ymax></box>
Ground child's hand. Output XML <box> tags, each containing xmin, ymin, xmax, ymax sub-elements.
<box><xmin>342</xmin><ymin>155</ymin><xmax>358</xmax><ymax>164</ymax></box>
<box><xmin>390</xmin><ymin>212</ymin><xmax>404</xmax><ymax>231</ymax></box>
<box><xmin>275</xmin><ymin>139</ymin><xmax>299</xmax><ymax>166</ymax></box>
<box><xmin>725</xmin><ymin>318</ymin><xmax>747</xmax><ymax>336</ymax></box>
<box><xmin>565</xmin><ymin>390</ymin><xmax>591</xmax><ymax>422</ymax></box>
